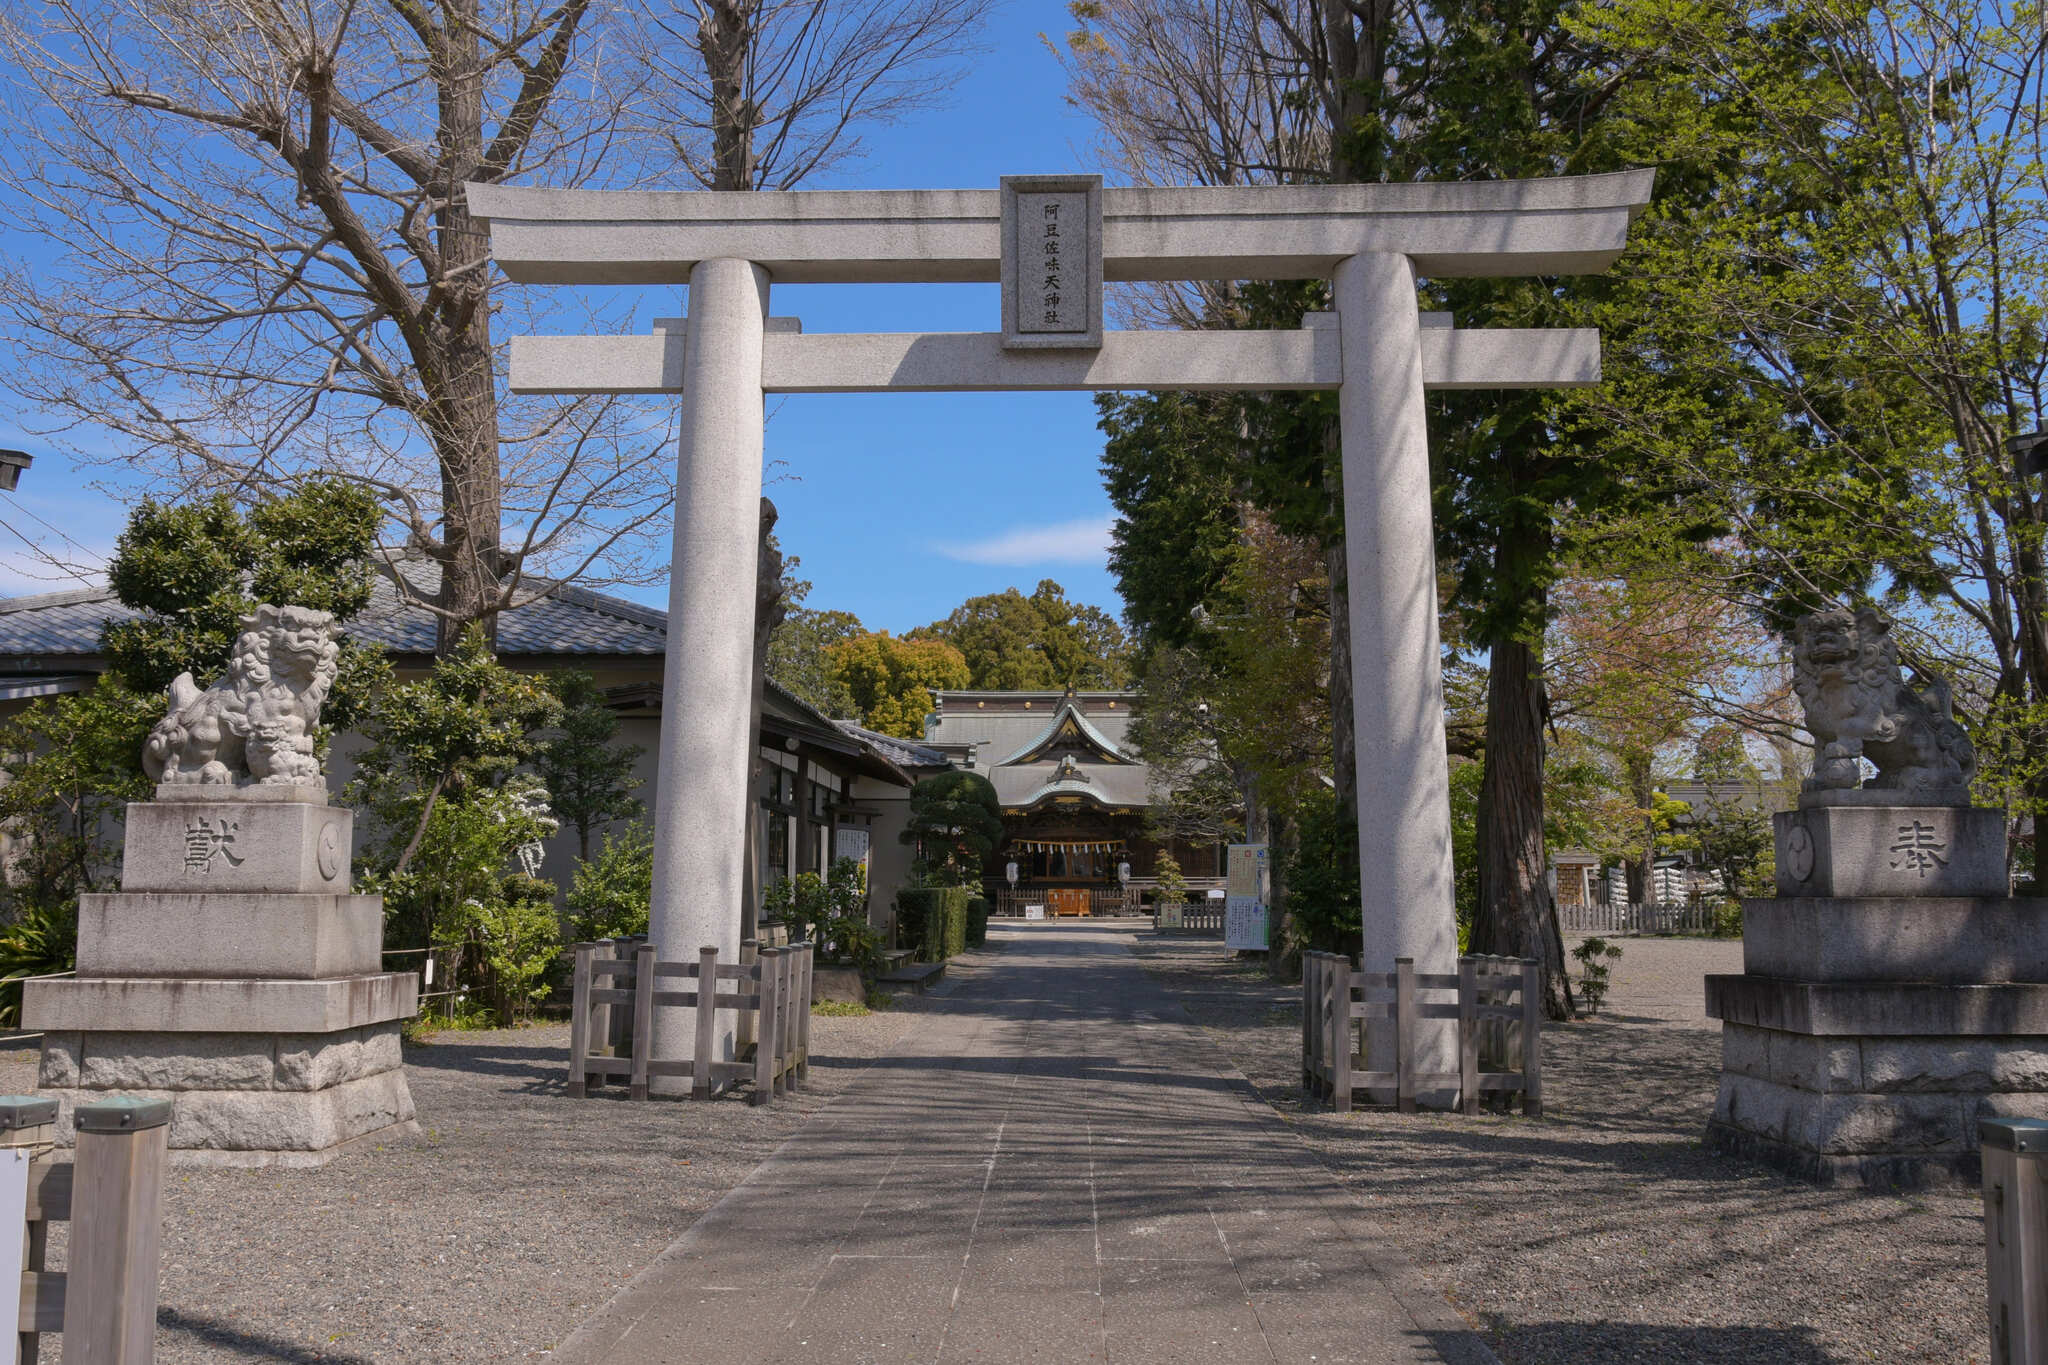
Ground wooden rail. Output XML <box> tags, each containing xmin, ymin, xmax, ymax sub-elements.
<box><xmin>1154</xmin><ymin>902</ymin><xmax>1226</xmax><ymax>935</ymax></box>
<box><xmin>1558</xmin><ymin>900</ymin><xmax>1719</xmax><ymax>936</ymax></box>
<box><xmin>1302</xmin><ymin>953</ymin><xmax>1542</xmax><ymax>1116</ymax></box>
<box><xmin>1</xmin><ymin>1093</ymin><xmax>170</xmax><ymax>1362</ymax></box>
<box><xmin>567</xmin><ymin>939</ymin><xmax>813</xmax><ymax>1105</ymax></box>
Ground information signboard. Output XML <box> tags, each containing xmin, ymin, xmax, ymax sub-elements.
<box><xmin>1224</xmin><ymin>844</ymin><xmax>1270</xmax><ymax>950</ymax></box>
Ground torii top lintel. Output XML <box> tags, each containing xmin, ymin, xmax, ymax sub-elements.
<box><xmin>466</xmin><ymin>170</ymin><xmax>1655</xmax><ymax>287</ymax></box>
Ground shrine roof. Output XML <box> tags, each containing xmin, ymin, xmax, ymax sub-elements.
<box><xmin>991</xmin><ymin>760</ymin><xmax>1151</xmax><ymax>811</ymax></box>
<box><xmin>0</xmin><ymin>579</ymin><xmax>669</xmax><ymax>660</ymax></box>
<box><xmin>832</xmin><ymin>721</ymin><xmax>949</xmax><ymax>772</ymax></box>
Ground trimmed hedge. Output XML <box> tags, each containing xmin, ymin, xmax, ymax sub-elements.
<box><xmin>965</xmin><ymin>896</ymin><xmax>989</xmax><ymax>948</ymax></box>
<box><xmin>897</xmin><ymin>886</ymin><xmax>971</xmax><ymax>961</ymax></box>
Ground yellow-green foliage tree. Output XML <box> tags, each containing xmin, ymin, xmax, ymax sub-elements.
<box><xmin>826</xmin><ymin>632</ymin><xmax>970</xmax><ymax>738</ymax></box>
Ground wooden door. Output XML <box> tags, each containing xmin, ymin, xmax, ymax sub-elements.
<box><xmin>1050</xmin><ymin>888</ymin><xmax>1091</xmax><ymax>917</ymax></box>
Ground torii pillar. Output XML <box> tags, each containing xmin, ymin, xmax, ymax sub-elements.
<box><xmin>471</xmin><ymin>170</ymin><xmax>1655</xmax><ymax>1098</ymax></box>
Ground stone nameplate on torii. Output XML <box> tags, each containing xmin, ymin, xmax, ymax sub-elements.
<box><xmin>1001</xmin><ymin>174</ymin><xmax>1102</xmax><ymax>350</ymax></box>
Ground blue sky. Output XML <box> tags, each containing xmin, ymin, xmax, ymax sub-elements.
<box><xmin>0</xmin><ymin>1</ymin><xmax>1123</xmax><ymax>635</ymax></box>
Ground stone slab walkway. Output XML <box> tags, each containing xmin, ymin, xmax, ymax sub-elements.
<box><xmin>555</xmin><ymin>923</ymin><xmax>1497</xmax><ymax>1365</ymax></box>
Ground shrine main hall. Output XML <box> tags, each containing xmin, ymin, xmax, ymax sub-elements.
<box><xmin>920</xmin><ymin>689</ymin><xmax>1224</xmax><ymax>916</ymax></box>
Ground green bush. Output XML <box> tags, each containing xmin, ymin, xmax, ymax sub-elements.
<box><xmin>896</xmin><ymin>885</ymin><xmax>970</xmax><ymax>961</ymax></box>
<box><xmin>763</xmin><ymin>857</ymin><xmax>881</xmax><ymax>973</ymax></box>
<box><xmin>965</xmin><ymin>896</ymin><xmax>989</xmax><ymax>948</ymax></box>
<box><xmin>1286</xmin><ymin>788</ymin><xmax>1363</xmax><ymax>953</ymax></box>
<box><xmin>565</xmin><ymin>824</ymin><xmax>653</xmax><ymax>941</ymax></box>
<box><xmin>1572</xmin><ymin>936</ymin><xmax>1624</xmax><ymax>1016</ymax></box>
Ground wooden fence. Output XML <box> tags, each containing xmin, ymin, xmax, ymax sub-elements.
<box><xmin>1558</xmin><ymin>900</ymin><xmax>1720</xmax><ymax>936</ymax></box>
<box><xmin>1153</xmin><ymin>901</ymin><xmax>1226</xmax><ymax>935</ymax></box>
<box><xmin>2</xmin><ymin>1094</ymin><xmax>169</xmax><ymax>1362</ymax></box>
<box><xmin>1302</xmin><ymin>952</ymin><xmax>1542</xmax><ymax>1116</ymax></box>
<box><xmin>985</xmin><ymin>887</ymin><xmax>1134</xmax><ymax>918</ymax></box>
<box><xmin>567</xmin><ymin>940</ymin><xmax>812</xmax><ymax>1105</ymax></box>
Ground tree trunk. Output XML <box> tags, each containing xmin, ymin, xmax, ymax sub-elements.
<box><xmin>1624</xmin><ymin>750</ymin><xmax>1655</xmax><ymax>903</ymax></box>
<box><xmin>429</xmin><ymin>5</ymin><xmax>504</xmax><ymax>654</ymax></box>
<box><xmin>700</xmin><ymin>0</ymin><xmax>760</xmax><ymax>191</ymax></box>
<box><xmin>1265</xmin><ymin>807</ymin><xmax>1300</xmax><ymax>981</ymax></box>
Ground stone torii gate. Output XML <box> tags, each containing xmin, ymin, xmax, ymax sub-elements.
<box><xmin>470</xmin><ymin>170</ymin><xmax>1654</xmax><ymax>1094</ymax></box>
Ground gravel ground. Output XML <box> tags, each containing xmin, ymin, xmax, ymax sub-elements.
<box><xmin>3</xmin><ymin>993</ymin><xmax>931</xmax><ymax>1362</ymax></box>
<box><xmin>1128</xmin><ymin>933</ymin><xmax>1988</xmax><ymax>1365</ymax></box>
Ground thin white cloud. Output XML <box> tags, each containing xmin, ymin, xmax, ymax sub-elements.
<box><xmin>933</xmin><ymin>517</ymin><xmax>1112</xmax><ymax>567</ymax></box>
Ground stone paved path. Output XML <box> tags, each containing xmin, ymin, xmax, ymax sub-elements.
<box><xmin>555</xmin><ymin>923</ymin><xmax>1497</xmax><ymax>1365</ymax></box>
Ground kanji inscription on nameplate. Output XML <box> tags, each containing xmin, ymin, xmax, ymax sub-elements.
<box><xmin>1001</xmin><ymin>175</ymin><xmax>1103</xmax><ymax>350</ymax></box>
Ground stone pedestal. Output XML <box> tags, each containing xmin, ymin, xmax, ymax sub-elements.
<box><xmin>1706</xmin><ymin>792</ymin><xmax>2048</xmax><ymax>1187</ymax></box>
<box><xmin>25</xmin><ymin>786</ymin><xmax>417</xmax><ymax>1166</ymax></box>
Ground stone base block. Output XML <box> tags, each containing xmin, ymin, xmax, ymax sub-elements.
<box><xmin>811</xmin><ymin>966</ymin><xmax>864</xmax><ymax>1004</ymax></box>
<box><xmin>1705</xmin><ymin>974</ymin><xmax>2048</xmax><ymax>1035</ymax></box>
<box><xmin>1774</xmin><ymin>804</ymin><xmax>2005</xmax><ymax>898</ymax></box>
<box><xmin>36</xmin><ymin>1022</ymin><xmax>417</xmax><ymax>1167</ymax></box>
<box><xmin>1740</xmin><ymin>896</ymin><xmax>2048</xmax><ymax>984</ymax></box>
<box><xmin>77</xmin><ymin>892</ymin><xmax>383</xmax><ymax>979</ymax></box>
<box><xmin>1707</xmin><ymin>1022</ymin><xmax>2048</xmax><ymax>1188</ymax></box>
<box><xmin>24</xmin><ymin>972</ymin><xmax>417</xmax><ymax>1034</ymax></box>
<box><xmin>121</xmin><ymin>798</ymin><xmax>352</xmax><ymax>895</ymax></box>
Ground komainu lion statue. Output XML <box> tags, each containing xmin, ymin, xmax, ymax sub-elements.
<box><xmin>142</xmin><ymin>604</ymin><xmax>342</xmax><ymax>786</ymax></box>
<box><xmin>1792</xmin><ymin>606</ymin><xmax>1975</xmax><ymax>795</ymax></box>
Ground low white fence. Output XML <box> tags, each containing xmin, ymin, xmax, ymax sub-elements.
<box><xmin>1559</xmin><ymin>900</ymin><xmax>1720</xmax><ymax>936</ymax></box>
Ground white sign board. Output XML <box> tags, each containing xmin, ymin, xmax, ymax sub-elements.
<box><xmin>0</xmin><ymin>1147</ymin><xmax>27</xmax><ymax>1358</ymax></box>
<box><xmin>835</xmin><ymin>826</ymin><xmax>871</xmax><ymax>865</ymax></box>
<box><xmin>1024</xmin><ymin>904</ymin><xmax>1046</xmax><ymax>921</ymax></box>
<box><xmin>1225</xmin><ymin>844</ymin><xmax>1270</xmax><ymax>951</ymax></box>
<box><xmin>1225</xmin><ymin>895</ymin><xmax>1269</xmax><ymax>952</ymax></box>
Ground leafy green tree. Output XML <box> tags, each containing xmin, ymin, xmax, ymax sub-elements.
<box><xmin>565</xmin><ymin>824</ymin><xmax>655</xmax><ymax>941</ymax></box>
<box><xmin>827</xmin><ymin>631</ymin><xmax>970</xmax><ymax>737</ymax></box>
<box><xmin>915</xmin><ymin>580</ymin><xmax>1131</xmax><ymax>691</ymax></box>
<box><xmin>1099</xmin><ymin>392</ymin><xmax>1242</xmax><ymax>663</ymax></box>
<box><xmin>348</xmin><ymin>629</ymin><xmax>563</xmax><ymax>943</ymax></box>
<box><xmin>0</xmin><ymin>678</ymin><xmax>159</xmax><ymax>1018</ymax></box>
<box><xmin>1580</xmin><ymin>0</ymin><xmax>2048</xmax><ymax>859</ymax></box>
<box><xmin>769</xmin><ymin>605</ymin><xmax>866</xmax><ymax>717</ymax></box>
<box><xmin>901</xmin><ymin>771</ymin><xmax>1004</xmax><ymax>885</ymax></box>
<box><xmin>102</xmin><ymin>479</ymin><xmax>384</xmax><ymax>729</ymax></box>
<box><xmin>537</xmin><ymin>671</ymin><xmax>645</xmax><ymax>860</ymax></box>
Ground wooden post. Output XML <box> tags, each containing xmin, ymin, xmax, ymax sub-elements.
<box><xmin>738</xmin><ymin>939</ymin><xmax>759</xmax><ymax>1054</ymax></box>
<box><xmin>1520</xmin><ymin>958</ymin><xmax>1543</xmax><ymax>1117</ymax></box>
<box><xmin>1395</xmin><ymin>958</ymin><xmax>1418</xmax><ymax>1115</ymax></box>
<box><xmin>1329</xmin><ymin>954</ymin><xmax>1353</xmax><ymax>1114</ymax></box>
<box><xmin>588</xmin><ymin>940</ymin><xmax>617</xmax><ymax>1088</ymax></box>
<box><xmin>773</xmin><ymin>949</ymin><xmax>794</xmax><ymax>1096</ymax></box>
<box><xmin>796</xmin><ymin>944</ymin><xmax>813</xmax><ymax>1084</ymax></box>
<box><xmin>0</xmin><ymin>1097</ymin><xmax>59</xmax><ymax>1361</ymax></box>
<box><xmin>752</xmin><ymin>948</ymin><xmax>781</xmax><ymax>1107</ymax></box>
<box><xmin>693</xmin><ymin>945</ymin><xmax>720</xmax><ymax>1101</ymax></box>
<box><xmin>568</xmin><ymin>943</ymin><xmax>594</xmax><ymax>1099</ymax></box>
<box><xmin>629</xmin><ymin>942</ymin><xmax>656</xmax><ymax>1101</ymax></box>
<box><xmin>1458</xmin><ymin>957</ymin><xmax>1479</xmax><ymax>1117</ymax></box>
<box><xmin>1982</xmin><ymin>1117</ymin><xmax>2048</xmax><ymax>1364</ymax></box>
<box><xmin>64</xmin><ymin>1097</ymin><xmax>170</xmax><ymax>1363</ymax></box>
<box><xmin>1301</xmin><ymin>954</ymin><xmax>1320</xmax><ymax>1093</ymax></box>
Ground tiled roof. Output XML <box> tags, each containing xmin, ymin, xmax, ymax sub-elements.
<box><xmin>991</xmin><ymin>760</ymin><xmax>1152</xmax><ymax>810</ymax></box>
<box><xmin>0</xmin><ymin>579</ymin><xmax>668</xmax><ymax>658</ymax></box>
<box><xmin>833</xmin><ymin>720</ymin><xmax>950</xmax><ymax>771</ymax></box>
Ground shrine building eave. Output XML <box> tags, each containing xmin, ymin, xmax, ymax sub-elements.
<box><xmin>995</xmin><ymin>696</ymin><xmax>1133</xmax><ymax>768</ymax></box>
<box><xmin>467</xmin><ymin>170</ymin><xmax>1656</xmax><ymax>286</ymax></box>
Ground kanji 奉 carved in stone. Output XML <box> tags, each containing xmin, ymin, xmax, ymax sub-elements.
<box><xmin>142</xmin><ymin>604</ymin><xmax>340</xmax><ymax>786</ymax></box>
